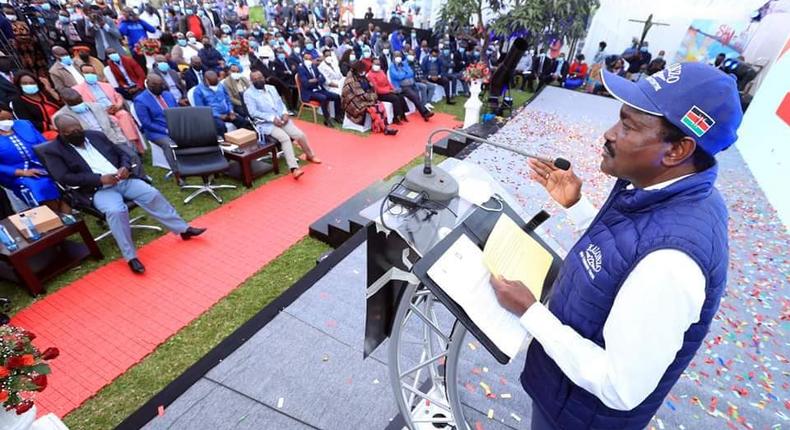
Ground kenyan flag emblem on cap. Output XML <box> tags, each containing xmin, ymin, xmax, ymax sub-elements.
<box><xmin>681</xmin><ymin>105</ymin><xmax>715</xmax><ymax>137</ymax></box>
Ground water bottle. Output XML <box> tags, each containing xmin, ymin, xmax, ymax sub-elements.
<box><xmin>19</xmin><ymin>214</ymin><xmax>41</xmax><ymax>241</ymax></box>
<box><xmin>20</xmin><ymin>186</ymin><xmax>39</xmax><ymax>208</ymax></box>
<box><xmin>0</xmin><ymin>225</ymin><xmax>18</xmax><ymax>251</ymax></box>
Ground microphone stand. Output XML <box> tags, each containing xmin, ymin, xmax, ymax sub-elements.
<box><xmin>402</xmin><ymin>128</ymin><xmax>572</xmax><ymax>201</ymax></box>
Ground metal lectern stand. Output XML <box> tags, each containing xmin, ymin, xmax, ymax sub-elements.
<box><xmin>361</xmin><ymin>159</ymin><xmax>562</xmax><ymax>430</ymax></box>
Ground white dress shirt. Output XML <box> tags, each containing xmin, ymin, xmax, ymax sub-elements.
<box><xmin>520</xmin><ymin>175</ymin><xmax>706</xmax><ymax>411</ymax></box>
<box><xmin>73</xmin><ymin>139</ymin><xmax>118</xmax><ymax>176</ymax></box>
<box><xmin>64</xmin><ymin>64</ymin><xmax>85</xmax><ymax>84</ymax></box>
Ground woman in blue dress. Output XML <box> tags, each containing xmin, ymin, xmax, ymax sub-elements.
<box><xmin>0</xmin><ymin>103</ymin><xmax>61</xmax><ymax>210</ymax></box>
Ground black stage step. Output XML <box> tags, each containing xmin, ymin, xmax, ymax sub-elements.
<box><xmin>433</xmin><ymin>121</ymin><xmax>505</xmax><ymax>159</ymax></box>
<box><xmin>309</xmin><ymin>176</ymin><xmax>401</xmax><ymax>248</ymax></box>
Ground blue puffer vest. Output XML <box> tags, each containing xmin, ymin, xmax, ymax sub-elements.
<box><xmin>521</xmin><ymin>165</ymin><xmax>729</xmax><ymax>429</ymax></box>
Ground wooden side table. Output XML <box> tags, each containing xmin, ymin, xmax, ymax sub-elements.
<box><xmin>222</xmin><ymin>140</ymin><xmax>280</xmax><ymax>188</ymax></box>
<box><xmin>0</xmin><ymin>218</ymin><xmax>103</xmax><ymax>296</ymax></box>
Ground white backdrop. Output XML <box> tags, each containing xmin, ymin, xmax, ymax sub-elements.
<box><xmin>734</xmin><ymin>35</ymin><xmax>790</xmax><ymax>230</ymax></box>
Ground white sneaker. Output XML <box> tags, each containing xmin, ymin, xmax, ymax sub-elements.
<box><xmin>426</xmin><ymin>103</ymin><xmax>434</xmax><ymax>110</ymax></box>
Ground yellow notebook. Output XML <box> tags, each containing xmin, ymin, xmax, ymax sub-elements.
<box><xmin>483</xmin><ymin>214</ymin><xmax>553</xmax><ymax>299</ymax></box>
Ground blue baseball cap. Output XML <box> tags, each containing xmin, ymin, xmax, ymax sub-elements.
<box><xmin>602</xmin><ymin>62</ymin><xmax>742</xmax><ymax>156</ymax></box>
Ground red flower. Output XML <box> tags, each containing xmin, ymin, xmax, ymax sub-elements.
<box><xmin>15</xmin><ymin>400</ymin><xmax>33</xmax><ymax>415</ymax></box>
<box><xmin>20</xmin><ymin>354</ymin><xmax>35</xmax><ymax>366</ymax></box>
<box><xmin>41</xmin><ymin>347</ymin><xmax>59</xmax><ymax>360</ymax></box>
<box><xmin>0</xmin><ymin>366</ymin><xmax>9</xmax><ymax>378</ymax></box>
<box><xmin>32</xmin><ymin>374</ymin><xmax>47</xmax><ymax>391</ymax></box>
<box><xmin>5</xmin><ymin>356</ymin><xmax>23</xmax><ymax>369</ymax></box>
<box><xmin>0</xmin><ymin>390</ymin><xmax>8</xmax><ymax>403</ymax></box>
<box><xmin>23</xmin><ymin>331</ymin><xmax>36</xmax><ymax>341</ymax></box>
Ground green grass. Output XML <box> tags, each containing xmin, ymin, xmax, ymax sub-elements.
<box><xmin>15</xmin><ymin>86</ymin><xmax>537</xmax><ymax>429</ymax></box>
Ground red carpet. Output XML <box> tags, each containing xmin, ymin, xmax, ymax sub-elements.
<box><xmin>10</xmin><ymin>114</ymin><xmax>460</xmax><ymax>417</ymax></box>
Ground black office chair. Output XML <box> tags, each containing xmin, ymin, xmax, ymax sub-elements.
<box><xmin>33</xmin><ymin>141</ymin><xmax>163</xmax><ymax>241</ymax></box>
<box><xmin>164</xmin><ymin>107</ymin><xmax>236</xmax><ymax>204</ymax></box>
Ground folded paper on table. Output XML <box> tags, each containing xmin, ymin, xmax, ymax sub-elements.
<box><xmin>427</xmin><ymin>233</ymin><xmax>526</xmax><ymax>360</ymax></box>
<box><xmin>483</xmin><ymin>213</ymin><xmax>553</xmax><ymax>299</ymax></box>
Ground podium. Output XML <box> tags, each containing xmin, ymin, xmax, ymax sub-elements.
<box><xmin>360</xmin><ymin>159</ymin><xmax>563</xmax><ymax>429</ymax></box>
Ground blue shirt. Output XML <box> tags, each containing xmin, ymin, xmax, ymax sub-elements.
<box><xmin>193</xmin><ymin>83</ymin><xmax>232</xmax><ymax>118</ymax></box>
<box><xmin>88</xmin><ymin>83</ymin><xmax>112</xmax><ymax>107</ymax></box>
<box><xmin>118</xmin><ymin>19</ymin><xmax>156</xmax><ymax>49</ymax></box>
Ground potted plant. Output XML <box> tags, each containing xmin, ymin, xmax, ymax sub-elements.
<box><xmin>0</xmin><ymin>325</ymin><xmax>59</xmax><ymax>430</ymax></box>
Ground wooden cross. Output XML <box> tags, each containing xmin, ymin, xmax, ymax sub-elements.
<box><xmin>628</xmin><ymin>14</ymin><xmax>670</xmax><ymax>48</ymax></box>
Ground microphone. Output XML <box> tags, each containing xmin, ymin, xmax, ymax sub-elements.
<box><xmin>403</xmin><ymin>128</ymin><xmax>572</xmax><ymax>202</ymax></box>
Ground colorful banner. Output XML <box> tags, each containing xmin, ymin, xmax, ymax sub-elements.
<box><xmin>674</xmin><ymin>19</ymin><xmax>754</xmax><ymax>63</ymax></box>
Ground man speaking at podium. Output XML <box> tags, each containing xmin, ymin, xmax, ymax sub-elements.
<box><xmin>490</xmin><ymin>63</ymin><xmax>742</xmax><ymax>430</ymax></box>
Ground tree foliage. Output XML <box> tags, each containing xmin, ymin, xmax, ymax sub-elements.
<box><xmin>439</xmin><ymin>0</ymin><xmax>599</xmax><ymax>46</ymax></box>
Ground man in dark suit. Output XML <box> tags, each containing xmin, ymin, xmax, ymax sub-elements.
<box><xmin>297</xmin><ymin>53</ymin><xmax>343</xmax><ymax>127</ymax></box>
<box><xmin>548</xmin><ymin>52</ymin><xmax>570</xmax><ymax>85</ymax></box>
<box><xmin>527</xmin><ymin>49</ymin><xmax>555</xmax><ymax>91</ymax></box>
<box><xmin>259</xmin><ymin>55</ymin><xmax>298</xmax><ymax>112</ymax></box>
<box><xmin>183</xmin><ymin>56</ymin><xmax>205</xmax><ymax>91</ymax></box>
<box><xmin>151</xmin><ymin>54</ymin><xmax>189</xmax><ymax>105</ymax></box>
<box><xmin>41</xmin><ymin>115</ymin><xmax>205</xmax><ymax>274</ymax></box>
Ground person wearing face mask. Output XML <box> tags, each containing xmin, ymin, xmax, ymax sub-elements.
<box><xmin>406</xmin><ymin>51</ymin><xmax>436</xmax><ymax>108</ymax></box>
<box><xmin>139</xmin><ymin>4</ymin><xmax>162</xmax><ymax>39</ymax></box>
<box><xmin>389</xmin><ymin>30</ymin><xmax>403</xmax><ymax>53</ymax></box>
<box><xmin>420</xmin><ymin>48</ymin><xmax>455</xmax><ymax>105</ymax></box>
<box><xmin>0</xmin><ymin>103</ymin><xmax>61</xmax><ymax>211</ymax></box>
<box><xmin>303</xmin><ymin>40</ymin><xmax>320</xmax><ymax>62</ymax></box>
<box><xmin>85</xmin><ymin>6</ymin><xmax>124</xmax><ymax>61</ymax></box>
<box><xmin>196</xmin><ymin>7</ymin><xmax>215</xmax><ymax>40</ymax></box>
<box><xmin>366</xmin><ymin>57</ymin><xmax>408</xmax><ymax>124</ymax></box>
<box><xmin>102</xmin><ymin>47</ymin><xmax>146</xmax><ymax>100</ymax></box>
<box><xmin>72</xmin><ymin>46</ymin><xmax>107</xmax><ymax>82</ymax></box>
<box><xmin>149</xmin><ymin>54</ymin><xmax>188</xmax><ymax>106</ymax></box>
<box><xmin>549</xmin><ymin>52</ymin><xmax>570</xmax><ymax>85</ymax></box>
<box><xmin>42</xmin><ymin>114</ymin><xmax>205</xmax><ymax>274</ymax></box>
<box><xmin>245</xmin><ymin>70</ymin><xmax>320</xmax><ymax>180</ymax></box>
<box><xmin>54</xmin><ymin>88</ymin><xmax>127</xmax><ymax>145</ymax></box>
<box><xmin>388</xmin><ymin>52</ymin><xmax>434</xmax><ymax>121</ymax></box>
<box><xmin>11</xmin><ymin>71</ymin><xmax>63</xmax><ymax>140</ymax></box>
<box><xmin>198</xmin><ymin>37</ymin><xmax>225</xmax><ymax>72</ymax></box>
<box><xmin>222</xmin><ymin>64</ymin><xmax>251</xmax><ymax>117</ymax></box>
<box><xmin>133</xmin><ymin>73</ymin><xmax>181</xmax><ymax>178</ymax></box>
<box><xmin>529</xmin><ymin>48</ymin><xmax>556</xmax><ymax>92</ymax></box>
<box><xmin>48</xmin><ymin>45</ymin><xmax>86</xmax><ymax>92</ymax></box>
<box><xmin>183</xmin><ymin>56</ymin><xmax>205</xmax><ymax>91</ymax></box>
<box><xmin>297</xmin><ymin>53</ymin><xmax>343</xmax><ymax>128</ymax></box>
<box><xmin>177</xmin><ymin>6</ymin><xmax>205</xmax><ymax>41</ymax></box>
<box><xmin>447</xmin><ymin>44</ymin><xmax>470</xmax><ymax>97</ymax></box>
<box><xmin>222</xmin><ymin>2</ymin><xmax>240</xmax><ymax>30</ymax></box>
<box><xmin>318</xmin><ymin>49</ymin><xmax>344</xmax><ymax>96</ymax></box>
<box><xmin>341</xmin><ymin>61</ymin><xmax>397</xmax><ymax>136</ymax></box>
<box><xmin>339</xmin><ymin>49</ymin><xmax>356</xmax><ymax>76</ymax></box>
<box><xmin>0</xmin><ymin>55</ymin><xmax>19</xmax><ymax>106</ymax></box>
<box><xmin>171</xmin><ymin>32</ymin><xmax>198</xmax><ymax>66</ymax></box>
<box><xmin>215</xmin><ymin>32</ymin><xmax>233</xmax><ymax>61</ymax></box>
<box><xmin>192</xmin><ymin>70</ymin><xmax>252</xmax><ymax>135</ymax></box>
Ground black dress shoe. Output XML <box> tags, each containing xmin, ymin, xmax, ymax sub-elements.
<box><xmin>400</xmin><ymin>115</ymin><xmax>409</xmax><ymax>123</ymax></box>
<box><xmin>323</xmin><ymin>119</ymin><xmax>335</xmax><ymax>128</ymax></box>
<box><xmin>128</xmin><ymin>258</ymin><xmax>145</xmax><ymax>274</ymax></box>
<box><xmin>446</xmin><ymin>99</ymin><xmax>456</xmax><ymax>105</ymax></box>
<box><xmin>180</xmin><ymin>227</ymin><xmax>207</xmax><ymax>240</ymax></box>
<box><xmin>422</xmin><ymin>111</ymin><xmax>435</xmax><ymax>121</ymax></box>
<box><xmin>392</xmin><ymin>118</ymin><xmax>402</xmax><ymax>125</ymax></box>
<box><xmin>384</xmin><ymin>128</ymin><xmax>398</xmax><ymax>136</ymax></box>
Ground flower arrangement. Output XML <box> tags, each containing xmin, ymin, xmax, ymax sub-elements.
<box><xmin>463</xmin><ymin>61</ymin><xmax>491</xmax><ymax>84</ymax></box>
<box><xmin>134</xmin><ymin>38</ymin><xmax>161</xmax><ymax>57</ymax></box>
<box><xmin>1</xmin><ymin>326</ymin><xmax>58</xmax><ymax>415</ymax></box>
<box><xmin>230</xmin><ymin>38</ymin><xmax>250</xmax><ymax>57</ymax></box>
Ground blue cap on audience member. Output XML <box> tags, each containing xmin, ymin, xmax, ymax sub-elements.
<box><xmin>602</xmin><ymin>62</ymin><xmax>743</xmax><ymax>156</ymax></box>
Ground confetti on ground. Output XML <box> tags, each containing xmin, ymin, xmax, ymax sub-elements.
<box><xmin>468</xmin><ymin>342</ymin><xmax>477</xmax><ymax>351</ymax></box>
<box><xmin>276</xmin><ymin>397</ymin><xmax>284</xmax><ymax>409</ymax></box>
<box><xmin>157</xmin><ymin>405</ymin><xmax>165</xmax><ymax>416</ymax></box>
<box><xmin>373</xmin><ymin>379</ymin><xmax>380</xmax><ymax>384</ymax></box>
<box><xmin>487</xmin><ymin>409</ymin><xmax>494</xmax><ymax>419</ymax></box>
<box><xmin>510</xmin><ymin>412</ymin><xmax>522</xmax><ymax>422</ymax></box>
<box><xmin>500</xmin><ymin>393</ymin><xmax>512</xmax><ymax>399</ymax></box>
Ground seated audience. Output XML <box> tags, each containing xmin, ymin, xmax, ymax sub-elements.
<box><xmin>245</xmin><ymin>71</ymin><xmax>321</xmax><ymax>180</ymax></box>
<box><xmin>171</xmin><ymin>32</ymin><xmax>200</xmax><ymax>67</ymax></box>
<box><xmin>421</xmin><ymin>49</ymin><xmax>454</xmax><ymax>104</ymax></box>
<box><xmin>193</xmin><ymin>70</ymin><xmax>252</xmax><ymax>135</ymax></box>
<box><xmin>54</xmin><ymin>88</ymin><xmax>127</xmax><ymax>146</ymax></box>
<box><xmin>11</xmin><ymin>71</ymin><xmax>63</xmax><ymax>140</ymax></box>
<box><xmin>183</xmin><ymin>56</ymin><xmax>206</xmax><ymax>91</ymax></box>
<box><xmin>388</xmin><ymin>52</ymin><xmax>434</xmax><ymax>121</ymax></box>
<box><xmin>151</xmin><ymin>55</ymin><xmax>189</xmax><ymax>106</ymax></box>
<box><xmin>549</xmin><ymin>52</ymin><xmax>570</xmax><ymax>85</ymax></box>
<box><xmin>199</xmin><ymin>37</ymin><xmax>225</xmax><ymax>72</ymax></box>
<box><xmin>258</xmin><ymin>53</ymin><xmax>297</xmax><ymax>112</ymax></box>
<box><xmin>297</xmin><ymin>54</ymin><xmax>343</xmax><ymax>127</ymax></box>
<box><xmin>528</xmin><ymin>49</ymin><xmax>555</xmax><ymax>92</ymax></box>
<box><xmin>341</xmin><ymin>62</ymin><xmax>397</xmax><ymax>135</ymax></box>
<box><xmin>0</xmin><ymin>104</ymin><xmax>61</xmax><ymax>209</ymax></box>
<box><xmin>74</xmin><ymin>64</ymin><xmax>143</xmax><ymax>153</ymax></box>
<box><xmin>449</xmin><ymin>45</ymin><xmax>470</xmax><ymax>96</ymax></box>
<box><xmin>42</xmin><ymin>115</ymin><xmax>206</xmax><ymax>274</ymax></box>
<box><xmin>568</xmin><ymin>54</ymin><xmax>589</xmax><ymax>80</ymax></box>
<box><xmin>407</xmin><ymin>51</ymin><xmax>436</xmax><ymax>107</ymax></box>
<box><xmin>103</xmin><ymin>48</ymin><xmax>146</xmax><ymax>100</ymax></box>
<box><xmin>49</xmin><ymin>46</ymin><xmax>86</xmax><ymax>93</ymax></box>
<box><xmin>73</xmin><ymin>46</ymin><xmax>107</xmax><ymax>82</ymax></box>
<box><xmin>132</xmin><ymin>74</ymin><xmax>180</xmax><ymax>179</ymax></box>
<box><xmin>339</xmin><ymin>49</ymin><xmax>356</xmax><ymax>76</ymax></box>
<box><xmin>367</xmin><ymin>58</ymin><xmax>409</xmax><ymax>124</ymax></box>
<box><xmin>318</xmin><ymin>49</ymin><xmax>344</xmax><ymax>95</ymax></box>
<box><xmin>223</xmin><ymin>64</ymin><xmax>251</xmax><ymax>117</ymax></box>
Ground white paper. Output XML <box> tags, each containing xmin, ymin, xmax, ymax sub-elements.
<box><xmin>427</xmin><ymin>234</ymin><xmax>527</xmax><ymax>360</ymax></box>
